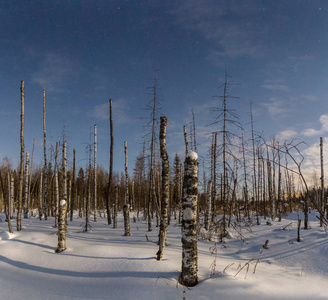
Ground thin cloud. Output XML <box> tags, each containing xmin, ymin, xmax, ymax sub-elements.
<box><xmin>261</xmin><ymin>84</ymin><xmax>290</xmax><ymax>92</ymax></box>
<box><xmin>277</xmin><ymin>129</ymin><xmax>298</xmax><ymax>141</ymax></box>
<box><xmin>261</xmin><ymin>98</ymin><xmax>287</xmax><ymax>117</ymax></box>
<box><xmin>91</xmin><ymin>99</ymin><xmax>131</xmax><ymax>125</ymax></box>
<box><xmin>170</xmin><ymin>0</ymin><xmax>265</xmax><ymax>58</ymax></box>
<box><xmin>302</xmin><ymin>114</ymin><xmax>328</xmax><ymax>137</ymax></box>
<box><xmin>32</xmin><ymin>52</ymin><xmax>79</xmax><ymax>92</ymax></box>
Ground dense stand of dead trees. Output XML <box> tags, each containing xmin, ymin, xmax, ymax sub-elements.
<box><xmin>1</xmin><ymin>78</ymin><xmax>328</xmax><ymax>266</ymax></box>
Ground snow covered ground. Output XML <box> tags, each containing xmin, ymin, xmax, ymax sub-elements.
<box><xmin>0</xmin><ymin>211</ymin><xmax>328</xmax><ymax>300</ymax></box>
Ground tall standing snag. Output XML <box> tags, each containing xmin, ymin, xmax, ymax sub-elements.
<box><xmin>94</xmin><ymin>125</ymin><xmax>97</xmax><ymax>222</ymax></box>
<box><xmin>17</xmin><ymin>80</ymin><xmax>25</xmax><ymax>231</ymax></box>
<box><xmin>123</xmin><ymin>141</ymin><xmax>130</xmax><ymax>236</ymax></box>
<box><xmin>156</xmin><ymin>116</ymin><xmax>169</xmax><ymax>260</ymax></box>
<box><xmin>107</xmin><ymin>99</ymin><xmax>114</xmax><ymax>225</ymax></box>
<box><xmin>180</xmin><ymin>151</ymin><xmax>198</xmax><ymax>287</ymax></box>
<box><xmin>43</xmin><ymin>88</ymin><xmax>48</xmax><ymax>220</ymax></box>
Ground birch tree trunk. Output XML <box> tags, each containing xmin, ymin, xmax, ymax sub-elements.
<box><xmin>55</xmin><ymin>199</ymin><xmax>67</xmax><ymax>253</ymax></box>
<box><xmin>157</xmin><ymin>116</ymin><xmax>169</xmax><ymax>260</ymax></box>
<box><xmin>180</xmin><ymin>151</ymin><xmax>198</xmax><ymax>287</ymax></box>
<box><xmin>94</xmin><ymin>124</ymin><xmax>97</xmax><ymax>222</ymax></box>
<box><xmin>17</xmin><ymin>80</ymin><xmax>25</xmax><ymax>231</ymax></box>
<box><xmin>123</xmin><ymin>141</ymin><xmax>130</xmax><ymax>236</ymax></box>
<box><xmin>24</xmin><ymin>152</ymin><xmax>29</xmax><ymax>218</ymax></box>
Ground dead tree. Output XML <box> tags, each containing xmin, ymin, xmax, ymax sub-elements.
<box><xmin>17</xmin><ymin>80</ymin><xmax>25</xmax><ymax>231</ymax></box>
<box><xmin>23</xmin><ymin>152</ymin><xmax>29</xmax><ymax>218</ymax></box>
<box><xmin>123</xmin><ymin>141</ymin><xmax>130</xmax><ymax>236</ymax></box>
<box><xmin>94</xmin><ymin>124</ymin><xmax>97</xmax><ymax>222</ymax></box>
<box><xmin>55</xmin><ymin>199</ymin><xmax>67</xmax><ymax>253</ymax></box>
<box><xmin>179</xmin><ymin>151</ymin><xmax>198</xmax><ymax>287</ymax></box>
<box><xmin>320</xmin><ymin>137</ymin><xmax>325</xmax><ymax>226</ymax></box>
<box><xmin>157</xmin><ymin>116</ymin><xmax>169</xmax><ymax>260</ymax></box>
<box><xmin>107</xmin><ymin>99</ymin><xmax>113</xmax><ymax>225</ymax></box>
<box><xmin>204</xmin><ymin>180</ymin><xmax>212</xmax><ymax>231</ymax></box>
<box><xmin>113</xmin><ymin>185</ymin><xmax>118</xmax><ymax>229</ymax></box>
<box><xmin>43</xmin><ymin>88</ymin><xmax>48</xmax><ymax>220</ymax></box>
<box><xmin>70</xmin><ymin>148</ymin><xmax>76</xmax><ymax>221</ymax></box>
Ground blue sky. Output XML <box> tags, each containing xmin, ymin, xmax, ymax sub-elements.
<box><xmin>1</xmin><ymin>0</ymin><xmax>328</xmax><ymax>182</ymax></box>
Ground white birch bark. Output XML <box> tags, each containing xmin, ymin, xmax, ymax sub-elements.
<box><xmin>55</xmin><ymin>199</ymin><xmax>67</xmax><ymax>253</ymax></box>
<box><xmin>180</xmin><ymin>151</ymin><xmax>198</xmax><ymax>287</ymax></box>
<box><xmin>157</xmin><ymin>116</ymin><xmax>169</xmax><ymax>260</ymax></box>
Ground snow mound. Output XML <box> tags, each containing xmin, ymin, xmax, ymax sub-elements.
<box><xmin>187</xmin><ymin>150</ymin><xmax>198</xmax><ymax>160</ymax></box>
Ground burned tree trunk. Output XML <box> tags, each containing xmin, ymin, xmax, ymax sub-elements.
<box><xmin>113</xmin><ymin>185</ymin><xmax>118</xmax><ymax>229</ymax></box>
<box><xmin>179</xmin><ymin>151</ymin><xmax>198</xmax><ymax>287</ymax></box>
<box><xmin>123</xmin><ymin>141</ymin><xmax>130</xmax><ymax>236</ymax></box>
<box><xmin>17</xmin><ymin>80</ymin><xmax>25</xmax><ymax>231</ymax></box>
<box><xmin>320</xmin><ymin>137</ymin><xmax>325</xmax><ymax>226</ymax></box>
<box><xmin>204</xmin><ymin>181</ymin><xmax>212</xmax><ymax>231</ymax></box>
<box><xmin>94</xmin><ymin>125</ymin><xmax>97</xmax><ymax>222</ymax></box>
<box><xmin>23</xmin><ymin>152</ymin><xmax>29</xmax><ymax>218</ymax></box>
<box><xmin>70</xmin><ymin>148</ymin><xmax>76</xmax><ymax>221</ymax></box>
<box><xmin>43</xmin><ymin>88</ymin><xmax>48</xmax><ymax>220</ymax></box>
<box><xmin>157</xmin><ymin>116</ymin><xmax>169</xmax><ymax>260</ymax></box>
<box><xmin>107</xmin><ymin>99</ymin><xmax>113</xmax><ymax>225</ymax></box>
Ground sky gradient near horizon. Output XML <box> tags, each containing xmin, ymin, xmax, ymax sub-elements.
<box><xmin>1</xmin><ymin>0</ymin><xmax>328</xmax><ymax>183</ymax></box>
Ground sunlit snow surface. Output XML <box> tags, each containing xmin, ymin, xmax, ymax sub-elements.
<box><xmin>1</xmin><ymin>211</ymin><xmax>328</xmax><ymax>299</ymax></box>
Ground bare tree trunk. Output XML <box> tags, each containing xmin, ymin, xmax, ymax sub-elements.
<box><xmin>212</xmin><ymin>133</ymin><xmax>217</xmax><ymax>223</ymax></box>
<box><xmin>107</xmin><ymin>99</ymin><xmax>113</xmax><ymax>225</ymax></box>
<box><xmin>277</xmin><ymin>143</ymin><xmax>282</xmax><ymax>222</ymax></box>
<box><xmin>70</xmin><ymin>148</ymin><xmax>76</xmax><ymax>221</ymax></box>
<box><xmin>55</xmin><ymin>199</ymin><xmax>67</xmax><ymax>253</ymax></box>
<box><xmin>43</xmin><ymin>88</ymin><xmax>48</xmax><ymax>220</ymax></box>
<box><xmin>23</xmin><ymin>152</ymin><xmax>29</xmax><ymax>218</ymax></box>
<box><xmin>123</xmin><ymin>141</ymin><xmax>130</xmax><ymax>236</ymax></box>
<box><xmin>39</xmin><ymin>173</ymin><xmax>43</xmax><ymax>220</ymax></box>
<box><xmin>55</xmin><ymin>172</ymin><xmax>59</xmax><ymax>227</ymax></box>
<box><xmin>9</xmin><ymin>173</ymin><xmax>14</xmax><ymax>220</ymax></box>
<box><xmin>94</xmin><ymin>124</ymin><xmax>97</xmax><ymax>222</ymax></box>
<box><xmin>267</xmin><ymin>160</ymin><xmax>273</xmax><ymax>224</ymax></box>
<box><xmin>204</xmin><ymin>181</ymin><xmax>212</xmax><ymax>231</ymax></box>
<box><xmin>62</xmin><ymin>141</ymin><xmax>67</xmax><ymax>232</ymax></box>
<box><xmin>320</xmin><ymin>137</ymin><xmax>325</xmax><ymax>226</ymax></box>
<box><xmin>157</xmin><ymin>116</ymin><xmax>169</xmax><ymax>260</ymax></box>
<box><xmin>29</xmin><ymin>139</ymin><xmax>35</xmax><ymax>216</ymax></box>
<box><xmin>179</xmin><ymin>151</ymin><xmax>198</xmax><ymax>287</ymax></box>
<box><xmin>183</xmin><ymin>125</ymin><xmax>188</xmax><ymax>156</ymax></box>
<box><xmin>113</xmin><ymin>185</ymin><xmax>118</xmax><ymax>229</ymax></box>
<box><xmin>17</xmin><ymin>80</ymin><xmax>25</xmax><ymax>231</ymax></box>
